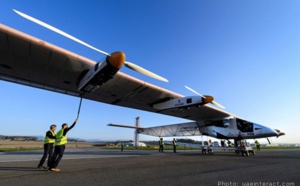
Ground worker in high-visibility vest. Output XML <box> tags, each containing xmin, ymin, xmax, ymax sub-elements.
<box><xmin>37</xmin><ymin>124</ymin><xmax>56</xmax><ymax>169</ymax></box>
<box><xmin>227</xmin><ymin>140</ymin><xmax>233</xmax><ymax>147</ymax></box>
<box><xmin>173</xmin><ymin>138</ymin><xmax>177</xmax><ymax>153</ymax></box>
<box><xmin>49</xmin><ymin>118</ymin><xmax>78</xmax><ymax>171</ymax></box>
<box><xmin>159</xmin><ymin>138</ymin><xmax>164</xmax><ymax>152</ymax></box>
<box><xmin>255</xmin><ymin>140</ymin><xmax>260</xmax><ymax>151</ymax></box>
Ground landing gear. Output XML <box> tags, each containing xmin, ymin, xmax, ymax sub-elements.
<box><xmin>234</xmin><ymin>139</ymin><xmax>255</xmax><ymax>157</ymax></box>
<box><xmin>235</xmin><ymin>146</ymin><xmax>255</xmax><ymax>156</ymax></box>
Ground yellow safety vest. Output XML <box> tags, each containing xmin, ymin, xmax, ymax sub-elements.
<box><xmin>159</xmin><ymin>140</ymin><xmax>164</xmax><ymax>145</ymax></box>
<box><xmin>173</xmin><ymin>140</ymin><xmax>176</xmax><ymax>145</ymax></box>
<box><xmin>44</xmin><ymin>130</ymin><xmax>55</xmax><ymax>144</ymax></box>
<box><xmin>55</xmin><ymin>129</ymin><xmax>67</xmax><ymax>146</ymax></box>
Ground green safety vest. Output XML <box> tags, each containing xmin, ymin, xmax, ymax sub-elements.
<box><xmin>44</xmin><ymin>130</ymin><xmax>55</xmax><ymax>144</ymax></box>
<box><xmin>55</xmin><ymin>129</ymin><xmax>67</xmax><ymax>146</ymax></box>
<box><xmin>159</xmin><ymin>140</ymin><xmax>164</xmax><ymax>145</ymax></box>
<box><xmin>173</xmin><ymin>140</ymin><xmax>176</xmax><ymax>145</ymax></box>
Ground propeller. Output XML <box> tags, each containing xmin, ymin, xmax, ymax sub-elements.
<box><xmin>13</xmin><ymin>9</ymin><xmax>169</xmax><ymax>82</ymax></box>
<box><xmin>275</xmin><ymin>129</ymin><xmax>285</xmax><ymax>137</ymax></box>
<box><xmin>185</xmin><ymin>85</ymin><xmax>225</xmax><ymax>109</ymax></box>
<box><xmin>275</xmin><ymin>129</ymin><xmax>280</xmax><ymax>133</ymax></box>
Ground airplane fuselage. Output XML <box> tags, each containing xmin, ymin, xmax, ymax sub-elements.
<box><xmin>111</xmin><ymin>117</ymin><xmax>283</xmax><ymax>141</ymax></box>
<box><xmin>199</xmin><ymin>118</ymin><xmax>280</xmax><ymax>140</ymax></box>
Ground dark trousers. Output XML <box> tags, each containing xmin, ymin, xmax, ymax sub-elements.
<box><xmin>173</xmin><ymin>145</ymin><xmax>176</xmax><ymax>153</ymax></box>
<box><xmin>159</xmin><ymin>145</ymin><xmax>164</xmax><ymax>152</ymax></box>
<box><xmin>256</xmin><ymin>145</ymin><xmax>260</xmax><ymax>151</ymax></box>
<box><xmin>50</xmin><ymin>145</ymin><xmax>65</xmax><ymax>168</ymax></box>
<box><xmin>38</xmin><ymin>143</ymin><xmax>54</xmax><ymax>167</ymax></box>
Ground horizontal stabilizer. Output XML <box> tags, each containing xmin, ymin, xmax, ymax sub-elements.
<box><xmin>138</xmin><ymin>122</ymin><xmax>201</xmax><ymax>137</ymax></box>
<box><xmin>107</xmin><ymin>123</ymin><xmax>144</xmax><ymax>129</ymax></box>
<box><xmin>108</xmin><ymin>122</ymin><xmax>203</xmax><ymax>137</ymax></box>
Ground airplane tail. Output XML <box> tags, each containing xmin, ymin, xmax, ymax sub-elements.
<box><xmin>108</xmin><ymin>122</ymin><xmax>201</xmax><ymax>137</ymax></box>
<box><xmin>108</xmin><ymin>123</ymin><xmax>144</xmax><ymax>129</ymax></box>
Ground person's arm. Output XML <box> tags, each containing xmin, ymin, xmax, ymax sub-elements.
<box><xmin>63</xmin><ymin>118</ymin><xmax>78</xmax><ymax>135</ymax></box>
<box><xmin>46</xmin><ymin>131</ymin><xmax>56</xmax><ymax>139</ymax></box>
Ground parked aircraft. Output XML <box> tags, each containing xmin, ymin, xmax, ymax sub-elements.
<box><xmin>0</xmin><ymin>10</ymin><xmax>285</xmax><ymax>146</ymax></box>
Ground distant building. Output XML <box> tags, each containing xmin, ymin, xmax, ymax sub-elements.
<box><xmin>0</xmin><ymin>135</ymin><xmax>37</xmax><ymax>141</ymax></box>
<box><xmin>0</xmin><ymin>135</ymin><xmax>6</xmax><ymax>140</ymax></box>
<box><xmin>213</xmin><ymin>141</ymin><xmax>220</xmax><ymax>147</ymax></box>
<box><xmin>121</xmin><ymin>142</ymin><xmax>147</xmax><ymax>147</ymax></box>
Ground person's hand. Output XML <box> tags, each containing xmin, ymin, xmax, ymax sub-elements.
<box><xmin>75</xmin><ymin>118</ymin><xmax>79</xmax><ymax>123</ymax></box>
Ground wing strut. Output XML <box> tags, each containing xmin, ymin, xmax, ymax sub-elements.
<box><xmin>267</xmin><ymin>138</ymin><xmax>271</xmax><ymax>145</ymax></box>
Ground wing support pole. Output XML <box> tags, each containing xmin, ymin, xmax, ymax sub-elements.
<box><xmin>76</xmin><ymin>95</ymin><xmax>83</xmax><ymax>119</ymax></box>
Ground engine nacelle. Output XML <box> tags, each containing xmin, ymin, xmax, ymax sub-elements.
<box><xmin>78</xmin><ymin>52</ymin><xmax>125</xmax><ymax>93</ymax></box>
<box><xmin>153</xmin><ymin>95</ymin><xmax>214</xmax><ymax>110</ymax></box>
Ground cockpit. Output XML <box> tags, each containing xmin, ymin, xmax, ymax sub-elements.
<box><xmin>236</xmin><ymin>118</ymin><xmax>253</xmax><ymax>132</ymax></box>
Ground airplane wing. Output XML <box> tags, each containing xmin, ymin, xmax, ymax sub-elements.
<box><xmin>0</xmin><ymin>24</ymin><xmax>239</xmax><ymax>122</ymax></box>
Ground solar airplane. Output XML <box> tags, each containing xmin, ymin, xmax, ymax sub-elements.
<box><xmin>0</xmin><ymin>10</ymin><xmax>285</xmax><ymax>145</ymax></box>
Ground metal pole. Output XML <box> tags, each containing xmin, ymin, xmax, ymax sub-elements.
<box><xmin>134</xmin><ymin>117</ymin><xmax>140</xmax><ymax>148</ymax></box>
<box><xmin>77</xmin><ymin>97</ymin><xmax>83</xmax><ymax>119</ymax></box>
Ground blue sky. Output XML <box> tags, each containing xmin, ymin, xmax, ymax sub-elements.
<box><xmin>0</xmin><ymin>1</ymin><xmax>299</xmax><ymax>143</ymax></box>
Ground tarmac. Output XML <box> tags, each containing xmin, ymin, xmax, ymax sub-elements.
<box><xmin>0</xmin><ymin>148</ymin><xmax>299</xmax><ymax>186</ymax></box>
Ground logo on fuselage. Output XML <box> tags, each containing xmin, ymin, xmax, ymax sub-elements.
<box><xmin>175</xmin><ymin>99</ymin><xmax>184</xmax><ymax>107</ymax></box>
<box><xmin>241</xmin><ymin>132</ymin><xmax>254</xmax><ymax>136</ymax></box>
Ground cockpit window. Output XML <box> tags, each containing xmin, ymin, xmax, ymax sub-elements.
<box><xmin>236</xmin><ymin>118</ymin><xmax>253</xmax><ymax>132</ymax></box>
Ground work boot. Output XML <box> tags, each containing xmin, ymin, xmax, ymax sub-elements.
<box><xmin>50</xmin><ymin>168</ymin><xmax>60</xmax><ymax>172</ymax></box>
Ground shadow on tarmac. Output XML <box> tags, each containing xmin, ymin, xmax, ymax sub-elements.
<box><xmin>0</xmin><ymin>166</ymin><xmax>43</xmax><ymax>172</ymax></box>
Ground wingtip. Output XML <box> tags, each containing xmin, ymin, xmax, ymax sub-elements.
<box><xmin>161</xmin><ymin>78</ymin><xmax>169</xmax><ymax>83</ymax></box>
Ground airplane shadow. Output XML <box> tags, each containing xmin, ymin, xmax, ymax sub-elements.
<box><xmin>0</xmin><ymin>167</ymin><xmax>47</xmax><ymax>172</ymax></box>
<box><xmin>176</xmin><ymin>151</ymin><xmax>239</xmax><ymax>157</ymax></box>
